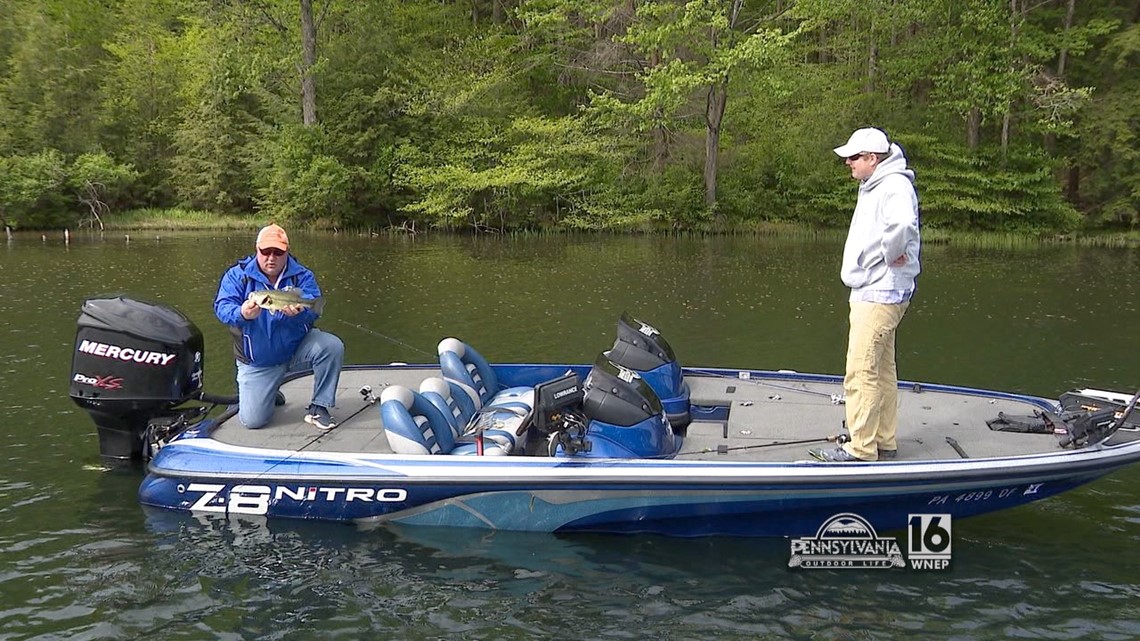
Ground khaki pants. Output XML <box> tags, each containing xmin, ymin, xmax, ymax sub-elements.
<box><xmin>843</xmin><ymin>301</ymin><xmax>909</xmax><ymax>460</ymax></box>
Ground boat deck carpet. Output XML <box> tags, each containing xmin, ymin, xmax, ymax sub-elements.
<box><xmin>208</xmin><ymin>367</ymin><xmax>1063</xmax><ymax>462</ymax></box>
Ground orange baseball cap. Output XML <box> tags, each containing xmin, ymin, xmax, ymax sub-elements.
<box><xmin>255</xmin><ymin>224</ymin><xmax>289</xmax><ymax>251</ymax></box>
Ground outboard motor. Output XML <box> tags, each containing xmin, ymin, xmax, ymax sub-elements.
<box><xmin>605</xmin><ymin>312</ymin><xmax>691</xmax><ymax>430</ymax></box>
<box><xmin>550</xmin><ymin>355</ymin><xmax>676</xmax><ymax>459</ymax></box>
<box><xmin>70</xmin><ymin>296</ymin><xmax>206</xmax><ymax>465</ymax></box>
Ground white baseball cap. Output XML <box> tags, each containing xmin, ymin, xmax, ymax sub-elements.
<box><xmin>833</xmin><ymin>128</ymin><xmax>890</xmax><ymax>157</ymax></box>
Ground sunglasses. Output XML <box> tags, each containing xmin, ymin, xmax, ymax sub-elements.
<box><xmin>846</xmin><ymin>152</ymin><xmax>870</xmax><ymax>162</ymax></box>
<box><xmin>259</xmin><ymin>247</ymin><xmax>286</xmax><ymax>257</ymax></box>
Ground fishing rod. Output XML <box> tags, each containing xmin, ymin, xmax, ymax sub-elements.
<box><xmin>692</xmin><ymin>368</ymin><xmax>846</xmax><ymax>404</ymax></box>
<box><xmin>677</xmin><ymin>433</ymin><xmax>849</xmax><ymax>456</ymax></box>
<box><xmin>235</xmin><ymin>385</ymin><xmax>383</xmax><ymax>488</ymax></box>
<box><xmin>295</xmin><ymin>385</ymin><xmax>380</xmax><ymax>448</ymax></box>
<box><xmin>339</xmin><ymin>320</ymin><xmax>435</xmax><ymax>358</ymax></box>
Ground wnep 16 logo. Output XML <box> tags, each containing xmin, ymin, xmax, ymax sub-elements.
<box><xmin>788</xmin><ymin>512</ymin><xmax>952</xmax><ymax>570</ymax></box>
<box><xmin>907</xmin><ymin>513</ymin><xmax>952</xmax><ymax>569</ymax></box>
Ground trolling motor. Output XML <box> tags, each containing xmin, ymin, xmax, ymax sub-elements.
<box><xmin>1056</xmin><ymin>389</ymin><xmax>1140</xmax><ymax>449</ymax></box>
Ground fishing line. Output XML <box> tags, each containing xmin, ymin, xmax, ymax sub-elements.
<box><xmin>339</xmin><ymin>320</ymin><xmax>434</xmax><ymax>358</ymax></box>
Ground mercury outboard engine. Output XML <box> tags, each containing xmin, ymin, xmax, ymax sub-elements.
<box><xmin>549</xmin><ymin>355</ymin><xmax>677</xmax><ymax>459</ymax></box>
<box><xmin>70</xmin><ymin>296</ymin><xmax>207</xmax><ymax>465</ymax></box>
<box><xmin>605</xmin><ymin>312</ymin><xmax>691</xmax><ymax>430</ymax></box>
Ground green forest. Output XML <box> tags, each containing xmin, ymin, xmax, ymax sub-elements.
<box><xmin>1</xmin><ymin>0</ymin><xmax>1138</xmax><ymax>233</ymax></box>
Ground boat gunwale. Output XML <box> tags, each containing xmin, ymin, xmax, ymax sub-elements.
<box><xmin>145</xmin><ymin>430</ymin><xmax>1140</xmax><ymax>487</ymax></box>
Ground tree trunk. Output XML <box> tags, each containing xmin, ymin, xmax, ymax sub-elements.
<box><xmin>705</xmin><ymin>83</ymin><xmax>726</xmax><ymax>214</ymax></box>
<box><xmin>1066</xmin><ymin>164</ymin><xmax>1080</xmax><ymax>203</ymax></box>
<box><xmin>1001</xmin><ymin>112</ymin><xmax>1010</xmax><ymax>159</ymax></box>
<box><xmin>1000</xmin><ymin>0</ymin><xmax>1019</xmax><ymax>158</ymax></box>
<box><xmin>866</xmin><ymin>43</ymin><xmax>878</xmax><ymax>93</ymax></box>
<box><xmin>1045</xmin><ymin>0</ymin><xmax>1076</xmax><ymax>153</ymax></box>
<box><xmin>967</xmin><ymin>107</ymin><xmax>981</xmax><ymax>150</ymax></box>
<box><xmin>300</xmin><ymin>0</ymin><xmax>318</xmax><ymax>126</ymax></box>
<box><xmin>649</xmin><ymin>49</ymin><xmax>667</xmax><ymax>172</ymax></box>
<box><xmin>651</xmin><ymin>119</ymin><xmax>667</xmax><ymax>172</ymax></box>
<box><xmin>702</xmin><ymin>0</ymin><xmax>743</xmax><ymax>222</ymax></box>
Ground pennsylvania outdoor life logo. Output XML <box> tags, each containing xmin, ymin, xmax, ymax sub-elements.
<box><xmin>788</xmin><ymin>512</ymin><xmax>952</xmax><ymax>570</ymax></box>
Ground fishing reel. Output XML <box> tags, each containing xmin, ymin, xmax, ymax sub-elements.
<box><xmin>359</xmin><ymin>385</ymin><xmax>378</xmax><ymax>404</ymax></box>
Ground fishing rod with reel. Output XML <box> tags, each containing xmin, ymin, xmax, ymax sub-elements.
<box><xmin>677</xmin><ymin>432</ymin><xmax>851</xmax><ymax>456</ymax></box>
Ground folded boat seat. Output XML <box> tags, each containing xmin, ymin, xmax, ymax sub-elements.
<box><xmin>437</xmin><ymin>336</ymin><xmax>536</xmax><ymax>423</ymax></box>
<box><xmin>379</xmin><ymin>385</ymin><xmax>510</xmax><ymax>456</ymax></box>
<box><xmin>419</xmin><ymin>377</ymin><xmax>521</xmax><ymax>454</ymax></box>
<box><xmin>604</xmin><ymin>313</ymin><xmax>691</xmax><ymax>430</ymax></box>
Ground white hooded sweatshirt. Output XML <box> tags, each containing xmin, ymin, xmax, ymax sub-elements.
<box><xmin>840</xmin><ymin>143</ymin><xmax>920</xmax><ymax>300</ymax></box>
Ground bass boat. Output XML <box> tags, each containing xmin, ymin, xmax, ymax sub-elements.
<box><xmin>69</xmin><ymin>297</ymin><xmax>1140</xmax><ymax>538</ymax></box>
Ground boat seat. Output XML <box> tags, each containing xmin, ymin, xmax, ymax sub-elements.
<box><xmin>379</xmin><ymin>385</ymin><xmax>511</xmax><ymax>456</ymax></box>
<box><xmin>418</xmin><ymin>377</ymin><xmax>477</xmax><ymax>430</ymax></box>
<box><xmin>437</xmin><ymin>337</ymin><xmax>536</xmax><ymax>417</ymax></box>
<box><xmin>419</xmin><ymin>377</ymin><xmax>525</xmax><ymax>453</ymax></box>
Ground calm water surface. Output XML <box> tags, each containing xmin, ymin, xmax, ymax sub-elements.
<box><xmin>1</xmin><ymin>232</ymin><xmax>1138</xmax><ymax>640</ymax></box>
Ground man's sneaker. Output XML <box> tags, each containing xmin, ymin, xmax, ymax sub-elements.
<box><xmin>275</xmin><ymin>391</ymin><xmax>286</xmax><ymax>407</ymax></box>
<box><xmin>878</xmin><ymin>449</ymin><xmax>898</xmax><ymax>461</ymax></box>
<box><xmin>304</xmin><ymin>404</ymin><xmax>337</xmax><ymax>431</ymax></box>
<box><xmin>809</xmin><ymin>446</ymin><xmax>872</xmax><ymax>462</ymax></box>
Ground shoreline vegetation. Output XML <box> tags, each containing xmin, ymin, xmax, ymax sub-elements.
<box><xmin>12</xmin><ymin>208</ymin><xmax>1136</xmax><ymax>249</ymax></box>
<box><xmin>2</xmin><ymin>3</ymin><xmax>1137</xmax><ymax>240</ymax></box>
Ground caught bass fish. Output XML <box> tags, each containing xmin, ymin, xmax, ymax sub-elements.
<box><xmin>248</xmin><ymin>288</ymin><xmax>325</xmax><ymax>314</ymax></box>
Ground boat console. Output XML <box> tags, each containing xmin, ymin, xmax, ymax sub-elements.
<box><xmin>532</xmin><ymin>355</ymin><xmax>677</xmax><ymax>459</ymax></box>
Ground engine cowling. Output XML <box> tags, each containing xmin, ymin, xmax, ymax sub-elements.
<box><xmin>69</xmin><ymin>296</ymin><xmax>205</xmax><ymax>464</ymax></box>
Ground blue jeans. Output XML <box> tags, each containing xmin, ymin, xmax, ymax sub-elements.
<box><xmin>235</xmin><ymin>328</ymin><xmax>344</xmax><ymax>429</ymax></box>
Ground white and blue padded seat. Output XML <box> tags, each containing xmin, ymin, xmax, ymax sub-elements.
<box><xmin>418</xmin><ymin>377</ymin><xmax>477</xmax><ymax>430</ymax></box>
<box><xmin>379</xmin><ymin>386</ymin><xmax>455</xmax><ymax>455</ymax></box>
<box><xmin>380</xmin><ymin>385</ymin><xmax>512</xmax><ymax>456</ymax></box>
<box><xmin>419</xmin><ymin>377</ymin><xmax>525</xmax><ymax>454</ymax></box>
<box><xmin>437</xmin><ymin>338</ymin><xmax>536</xmax><ymax>416</ymax></box>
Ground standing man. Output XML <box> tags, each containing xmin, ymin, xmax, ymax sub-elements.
<box><xmin>814</xmin><ymin>128</ymin><xmax>921</xmax><ymax>462</ymax></box>
<box><xmin>215</xmin><ymin>223</ymin><xmax>344</xmax><ymax>430</ymax></box>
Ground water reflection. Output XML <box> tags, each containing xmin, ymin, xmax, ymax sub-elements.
<box><xmin>126</xmin><ymin>509</ymin><xmax>1140</xmax><ymax>640</ymax></box>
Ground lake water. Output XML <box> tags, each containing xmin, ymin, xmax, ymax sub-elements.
<box><xmin>1</xmin><ymin>231</ymin><xmax>1138</xmax><ymax>640</ymax></box>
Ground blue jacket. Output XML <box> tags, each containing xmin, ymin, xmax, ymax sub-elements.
<box><xmin>214</xmin><ymin>255</ymin><xmax>323</xmax><ymax>367</ymax></box>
